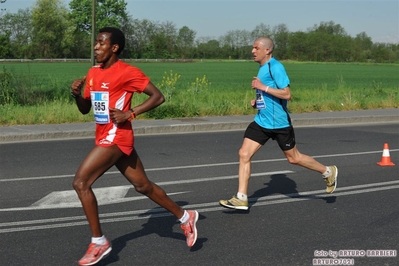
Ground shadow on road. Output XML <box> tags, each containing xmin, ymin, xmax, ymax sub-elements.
<box><xmin>98</xmin><ymin>201</ymin><xmax>206</xmax><ymax>265</ymax></box>
<box><xmin>250</xmin><ymin>173</ymin><xmax>336</xmax><ymax>205</ymax></box>
<box><xmin>222</xmin><ymin>173</ymin><xmax>336</xmax><ymax>214</ymax></box>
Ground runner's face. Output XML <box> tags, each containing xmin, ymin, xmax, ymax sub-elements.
<box><xmin>94</xmin><ymin>32</ymin><xmax>117</xmax><ymax>64</ymax></box>
<box><xmin>251</xmin><ymin>40</ymin><xmax>270</xmax><ymax>65</ymax></box>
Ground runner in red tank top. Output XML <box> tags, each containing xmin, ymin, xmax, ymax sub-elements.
<box><xmin>71</xmin><ymin>27</ymin><xmax>198</xmax><ymax>266</ymax></box>
<box><xmin>83</xmin><ymin>60</ymin><xmax>150</xmax><ymax>155</ymax></box>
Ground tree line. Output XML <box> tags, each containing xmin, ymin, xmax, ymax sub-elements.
<box><xmin>0</xmin><ymin>0</ymin><xmax>398</xmax><ymax>63</ymax></box>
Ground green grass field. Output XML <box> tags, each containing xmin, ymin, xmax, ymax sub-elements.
<box><xmin>0</xmin><ymin>60</ymin><xmax>398</xmax><ymax>125</ymax></box>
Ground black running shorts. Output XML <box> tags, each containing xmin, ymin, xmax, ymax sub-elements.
<box><xmin>243</xmin><ymin>121</ymin><xmax>296</xmax><ymax>151</ymax></box>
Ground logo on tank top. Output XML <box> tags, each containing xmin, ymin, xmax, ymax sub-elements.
<box><xmin>101</xmin><ymin>82</ymin><xmax>110</xmax><ymax>89</ymax></box>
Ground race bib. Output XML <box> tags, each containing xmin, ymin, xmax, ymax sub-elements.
<box><xmin>255</xmin><ymin>89</ymin><xmax>266</xmax><ymax>110</ymax></box>
<box><xmin>91</xmin><ymin>91</ymin><xmax>109</xmax><ymax>124</ymax></box>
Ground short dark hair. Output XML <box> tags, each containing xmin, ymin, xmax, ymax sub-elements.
<box><xmin>99</xmin><ymin>27</ymin><xmax>125</xmax><ymax>55</ymax></box>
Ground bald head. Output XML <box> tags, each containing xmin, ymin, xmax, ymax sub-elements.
<box><xmin>252</xmin><ymin>37</ymin><xmax>274</xmax><ymax>65</ymax></box>
<box><xmin>255</xmin><ymin>37</ymin><xmax>274</xmax><ymax>54</ymax></box>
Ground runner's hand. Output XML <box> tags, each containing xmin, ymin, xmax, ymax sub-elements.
<box><xmin>109</xmin><ymin>108</ymin><xmax>129</xmax><ymax>124</ymax></box>
<box><xmin>252</xmin><ymin>77</ymin><xmax>264</xmax><ymax>90</ymax></box>
<box><xmin>71</xmin><ymin>76</ymin><xmax>86</xmax><ymax>96</ymax></box>
<box><xmin>250</xmin><ymin>99</ymin><xmax>256</xmax><ymax>108</ymax></box>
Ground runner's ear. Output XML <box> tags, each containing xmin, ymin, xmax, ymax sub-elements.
<box><xmin>112</xmin><ymin>44</ymin><xmax>120</xmax><ymax>54</ymax></box>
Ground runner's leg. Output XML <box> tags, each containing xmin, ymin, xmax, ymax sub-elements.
<box><xmin>283</xmin><ymin>145</ymin><xmax>326</xmax><ymax>173</ymax></box>
<box><xmin>116</xmin><ymin>148</ymin><xmax>184</xmax><ymax>218</ymax></box>
<box><xmin>238</xmin><ymin>138</ymin><xmax>263</xmax><ymax>195</ymax></box>
<box><xmin>73</xmin><ymin>145</ymin><xmax>124</xmax><ymax>237</ymax></box>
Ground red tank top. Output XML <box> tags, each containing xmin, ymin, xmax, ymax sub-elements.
<box><xmin>83</xmin><ymin>60</ymin><xmax>150</xmax><ymax>155</ymax></box>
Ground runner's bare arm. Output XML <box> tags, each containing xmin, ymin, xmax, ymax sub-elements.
<box><xmin>71</xmin><ymin>76</ymin><xmax>91</xmax><ymax>114</ymax></box>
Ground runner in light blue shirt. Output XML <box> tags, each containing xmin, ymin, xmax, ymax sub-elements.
<box><xmin>220</xmin><ymin>37</ymin><xmax>338</xmax><ymax>211</ymax></box>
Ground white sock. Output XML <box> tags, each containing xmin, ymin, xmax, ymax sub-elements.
<box><xmin>237</xmin><ymin>192</ymin><xmax>248</xmax><ymax>201</ymax></box>
<box><xmin>322</xmin><ymin>166</ymin><xmax>331</xmax><ymax>178</ymax></box>
<box><xmin>179</xmin><ymin>210</ymin><xmax>189</xmax><ymax>224</ymax></box>
<box><xmin>91</xmin><ymin>235</ymin><xmax>106</xmax><ymax>245</ymax></box>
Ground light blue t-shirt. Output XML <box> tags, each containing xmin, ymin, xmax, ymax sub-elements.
<box><xmin>254</xmin><ymin>57</ymin><xmax>291</xmax><ymax>129</ymax></box>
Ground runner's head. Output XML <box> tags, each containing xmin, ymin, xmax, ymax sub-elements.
<box><xmin>98</xmin><ymin>27</ymin><xmax>125</xmax><ymax>55</ymax></box>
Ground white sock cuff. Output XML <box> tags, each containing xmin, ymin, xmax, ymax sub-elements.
<box><xmin>91</xmin><ymin>235</ymin><xmax>106</xmax><ymax>245</ymax></box>
<box><xmin>237</xmin><ymin>192</ymin><xmax>248</xmax><ymax>201</ymax></box>
<box><xmin>179</xmin><ymin>210</ymin><xmax>189</xmax><ymax>224</ymax></box>
<box><xmin>322</xmin><ymin>166</ymin><xmax>331</xmax><ymax>177</ymax></box>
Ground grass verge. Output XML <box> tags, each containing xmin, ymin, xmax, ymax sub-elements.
<box><xmin>0</xmin><ymin>61</ymin><xmax>398</xmax><ymax>125</ymax></box>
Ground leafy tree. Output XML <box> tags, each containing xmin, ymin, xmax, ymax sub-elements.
<box><xmin>158</xmin><ymin>21</ymin><xmax>178</xmax><ymax>58</ymax></box>
<box><xmin>128</xmin><ymin>18</ymin><xmax>157</xmax><ymax>58</ymax></box>
<box><xmin>220</xmin><ymin>29</ymin><xmax>251</xmax><ymax>48</ymax></box>
<box><xmin>390</xmin><ymin>44</ymin><xmax>399</xmax><ymax>62</ymax></box>
<box><xmin>31</xmin><ymin>0</ymin><xmax>68</xmax><ymax>58</ymax></box>
<box><xmin>118</xmin><ymin>14</ymin><xmax>137</xmax><ymax>58</ymax></box>
<box><xmin>1</xmin><ymin>5</ymin><xmax>398</xmax><ymax>63</ymax></box>
<box><xmin>0</xmin><ymin>9</ymin><xmax>33</xmax><ymax>58</ymax></box>
<box><xmin>151</xmin><ymin>32</ymin><xmax>170</xmax><ymax>58</ymax></box>
<box><xmin>251</xmin><ymin>23</ymin><xmax>272</xmax><ymax>40</ymax></box>
<box><xmin>309</xmin><ymin>21</ymin><xmax>347</xmax><ymax>36</ymax></box>
<box><xmin>287</xmin><ymin>31</ymin><xmax>314</xmax><ymax>61</ymax></box>
<box><xmin>177</xmin><ymin>26</ymin><xmax>196</xmax><ymax>58</ymax></box>
<box><xmin>61</xmin><ymin>20</ymin><xmax>84</xmax><ymax>58</ymax></box>
<box><xmin>355</xmin><ymin>32</ymin><xmax>373</xmax><ymax>50</ymax></box>
<box><xmin>305</xmin><ymin>21</ymin><xmax>351</xmax><ymax>62</ymax></box>
<box><xmin>142</xmin><ymin>43</ymin><xmax>156</xmax><ymax>59</ymax></box>
<box><xmin>371</xmin><ymin>43</ymin><xmax>395</xmax><ymax>63</ymax></box>
<box><xmin>273</xmin><ymin>23</ymin><xmax>290</xmax><ymax>59</ymax></box>
<box><xmin>133</xmin><ymin>20</ymin><xmax>180</xmax><ymax>59</ymax></box>
<box><xmin>197</xmin><ymin>39</ymin><xmax>220</xmax><ymax>59</ymax></box>
<box><xmin>0</xmin><ymin>33</ymin><xmax>11</xmax><ymax>58</ymax></box>
<box><xmin>219</xmin><ymin>29</ymin><xmax>252</xmax><ymax>59</ymax></box>
<box><xmin>351</xmin><ymin>32</ymin><xmax>373</xmax><ymax>61</ymax></box>
<box><xmin>67</xmin><ymin>0</ymin><xmax>128</xmax><ymax>58</ymax></box>
<box><xmin>69</xmin><ymin>0</ymin><xmax>128</xmax><ymax>33</ymax></box>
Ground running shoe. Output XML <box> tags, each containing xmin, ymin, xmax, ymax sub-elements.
<box><xmin>324</xmin><ymin>165</ymin><xmax>338</xmax><ymax>194</ymax></box>
<box><xmin>219</xmin><ymin>195</ymin><xmax>249</xmax><ymax>210</ymax></box>
<box><xmin>180</xmin><ymin>210</ymin><xmax>199</xmax><ymax>247</ymax></box>
<box><xmin>78</xmin><ymin>238</ymin><xmax>112</xmax><ymax>266</ymax></box>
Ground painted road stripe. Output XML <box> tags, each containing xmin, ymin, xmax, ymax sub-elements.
<box><xmin>0</xmin><ymin>171</ymin><xmax>293</xmax><ymax>212</ymax></box>
<box><xmin>1</xmin><ymin>149</ymin><xmax>398</xmax><ymax>182</ymax></box>
<box><xmin>0</xmin><ymin>180</ymin><xmax>398</xmax><ymax>234</ymax></box>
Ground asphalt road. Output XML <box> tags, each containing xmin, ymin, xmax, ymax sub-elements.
<box><xmin>0</xmin><ymin>123</ymin><xmax>398</xmax><ymax>266</ymax></box>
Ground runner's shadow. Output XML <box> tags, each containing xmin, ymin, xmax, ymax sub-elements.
<box><xmin>249</xmin><ymin>174</ymin><xmax>337</xmax><ymax>208</ymax></box>
<box><xmin>223</xmin><ymin>173</ymin><xmax>336</xmax><ymax>214</ymax></box>
<box><xmin>98</xmin><ymin>201</ymin><xmax>206</xmax><ymax>265</ymax></box>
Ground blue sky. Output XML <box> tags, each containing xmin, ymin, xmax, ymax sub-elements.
<box><xmin>1</xmin><ymin>0</ymin><xmax>398</xmax><ymax>43</ymax></box>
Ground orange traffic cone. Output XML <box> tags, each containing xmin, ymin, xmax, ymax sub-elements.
<box><xmin>377</xmin><ymin>143</ymin><xmax>395</xmax><ymax>166</ymax></box>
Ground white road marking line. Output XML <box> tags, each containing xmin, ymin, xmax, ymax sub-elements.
<box><xmin>1</xmin><ymin>149</ymin><xmax>397</xmax><ymax>182</ymax></box>
<box><xmin>0</xmin><ymin>171</ymin><xmax>293</xmax><ymax>212</ymax></box>
<box><xmin>0</xmin><ymin>180</ymin><xmax>398</xmax><ymax>234</ymax></box>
